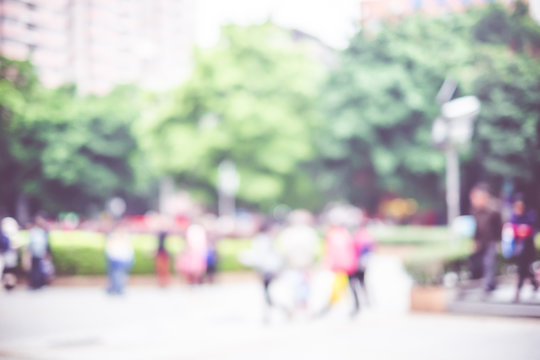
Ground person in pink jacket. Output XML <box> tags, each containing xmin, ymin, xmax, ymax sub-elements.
<box><xmin>176</xmin><ymin>224</ymin><xmax>208</xmax><ymax>285</ymax></box>
<box><xmin>322</xmin><ymin>224</ymin><xmax>360</xmax><ymax>316</ymax></box>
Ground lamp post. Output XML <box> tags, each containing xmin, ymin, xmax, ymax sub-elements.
<box><xmin>432</xmin><ymin>95</ymin><xmax>481</xmax><ymax>227</ymax></box>
<box><xmin>108</xmin><ymin>196</ymin><xmax>126</xmax><ymax>220</ymax></box>
<box><xmin>218</xmin><ymin>160</ymin><xmax>239</xmax><ymax>218</ymax></box>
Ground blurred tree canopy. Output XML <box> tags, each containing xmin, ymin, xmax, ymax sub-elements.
<box><xmin>1</xmin><ymin>3</ymin><xmax>539</xmax><ymax>219</ymax></box>
<box><xmin>319</xmin><ymin>2</ymin><xmax>540</xmax><ymax>215</ymax></box>
<box><xmin>139</xmin><ymin>23</ymin><xmax>325</xmax><ymax>210</ymax></box>
<box><xmin>0</xmin><ymin>58</ymin><xmax>146</xmax><ymax>216</ymax></box>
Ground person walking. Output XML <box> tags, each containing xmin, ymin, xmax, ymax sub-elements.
<box><xmin>176</xmin><ymin>224</ymin><xmax>208</xmax><ymax>285</ymax></box>
<box><xmin>27</xmin><ymin>216</ymin><xmax>52</xmax><ymax>290</ymax></box>
<box><xmin>239</xmin><ymin>221</ymin><xmax>283</xmax><ymax>316</ymax></box>
<box><xmin>205</xmin><ymin>236</ymin><xmax>219</xmax><ymax>284</ymax></box>
<box><xmin>1</xmin><ymin>217</ymin><xmax>20</xmax><ymax>290</ymax></box>
<box><xmin>105</xmin><ymin>225</ymin><xmax>134</xmax><ymax>295</ymax></box>
<box><xmin>508</xmin><ymin>194</ymin><xmax>538</xmax><ymax>302</ymax></box>
<box><xmin>470</xmin><ymin>183</ymin><xmax>502</xmax><ymax>295</ymax></box>
<box><xmin>155</xmin><ymin>231</ymin><xmax>171</xmax><ymax>287</ymax></box>
<box><xmin>320</xmin><ymin>221</ymin><xmax>360</xmax><ymax>316</ymax></box>
<box><xmin>277</xmin><ymin>210</ymin><xmax>319</xmax><ymax>316</ymax></box>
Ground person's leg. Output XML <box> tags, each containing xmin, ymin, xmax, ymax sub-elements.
<box><xmin>155</xmin><ymin>254</ymin><xmax>169</xmax><ymax>287</ymax></box>
<box><xmin>110</xmin><ymin>260</ymin><xmax>123</xmax><ymax>294</ymax></box>
<box><xmin>348</xmin><ymin>273</ymin><xmax>360</xmax><ymax>316</ymax></box>
<box><xmin>483</xmin><ymin>243</ymin><xmax>497</xmax><ymax>293</ymax></box>
<box><xmin>515</xmin><ymin>258</ymin><xmax>527</xmax><ymax>302</ymax></box>
<box><xmin>206</xmin><ymin>264</ymin><xmax>216</xmax><ymax>284</ymax></box>
<box><xmin>106</xmin><ymin>258</ymin><xmax>115</xmax><ymax>294</ymax></box>
<box><xmin>0</xmin><ymin>255</ymin><xmax>4</xmax><ymax>287</ymax></box>
<box><xmin>262</xmin><ymin>274</ymin><xmax>273</xmax><ymax>307</ymax></box>
<box><xmin>163</xmin><ymin>256</ymin><xmax>171</xmax><ymax>286</ymax></box>
<box><xmin>29</xmin><ymin>257</ymin><xmax>42</xmax><ymax>289</ymax></box>
<box><xmin>115</xmin><ymin>264</ymin><xmax>125</xmax><ymax>294</ymax></box>
<box><xmin>29</xmin><ymin>257</ymin><xmax>37</xmax><ymax>288</ymax></box>
<box><xmin>526</xmin><ymin>257</ymin><xmax>538</xmax><ymax>291</ymax></box>
<box><xmin>357</xmin><ymin>269</ymin><xmax>371</xmax><ymax>306</ymax></box>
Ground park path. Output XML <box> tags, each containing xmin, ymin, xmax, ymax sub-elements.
<box><xmin>1</xmin><ymin>254</ymin><xmax>540</xmax><ymax>360</ymax></box>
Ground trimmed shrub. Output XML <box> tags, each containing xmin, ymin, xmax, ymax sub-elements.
<box><xmin>47</xmin><ymin>230</ymin><xmax>250</xmax><ymax>275</ymax></box>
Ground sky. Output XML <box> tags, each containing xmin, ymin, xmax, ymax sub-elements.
<box><xmin>194</xmin><ymin>0</ymin><xmax>361</xmax><ymax>49</ymax></box>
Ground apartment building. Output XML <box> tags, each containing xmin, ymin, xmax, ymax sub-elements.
<box><xmin>360</xmin><ymin>0</ymin><xmax>540</xmax><ymax>33</ymax></box>
<box><xmin>0</xmin><ymin>0</ymin><xmax>195</xmax><ymax>94</ymax></box>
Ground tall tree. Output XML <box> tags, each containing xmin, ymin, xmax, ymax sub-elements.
<box><xmin>141</xmin><ymin>23</ymin><xmax>325</xmax><ymax>210</ymax></box>
<box><xmin>320</xmin><ymin>3</ymin><xmax>540</xmax><ymax>216</ymax></box>
<box><xmin>0</xmin><ymin>58</ymin><xmax>145</xmax><ymax>216</ymax></box>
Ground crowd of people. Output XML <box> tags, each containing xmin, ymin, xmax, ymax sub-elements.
<box><xmin>0</xmin><ymin>186</ymin><xmax>539</xmax><ymax>315</ymax></box>
<box><xmin>469</xmin><ymin>184</ymin><xmax>539</xmax><ymax>302</ymax></box>
<box><xmin>239</xmin><ymin>208</ymin><xmax>376</xmax><ymax>320</ymax></box>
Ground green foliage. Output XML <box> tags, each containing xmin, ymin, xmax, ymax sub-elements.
<box><xmin>0</xmin><ymin>58</ymin><xmax>148</xmax><ymax>215</ymax></box>
<box><xmin>140</xmin><ymin>23</ymin><xmax>325</xmax><ymax>210</ymax></box>
<box><xmin>46</xmin><ymin>230</ymin><xmax>250</xmax><ymax>275</ymax></box>
<box><xmin>320</xmin><ymin>3</ymin><xmax>540</xmax><ymax>213</ymax></box>
<box><xmin>2</xmin><ymin>4</ymin><xmax>540</xmax><ymax>216</ymax></box>
<box><xmin>370</xmin><ymin>226</ymin><xmax>451</xmax><ymax>245</ymax></box>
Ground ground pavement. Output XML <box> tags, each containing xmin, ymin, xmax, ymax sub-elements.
<box><xmin>0</xmin><ymin>255</ymin><xmax>539</xmax><ymax>360</ymax></box>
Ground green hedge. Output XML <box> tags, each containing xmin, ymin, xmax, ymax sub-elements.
<box><xmin>370</xmin><ymin>225</ymin><xmax>452</xmax><ymax>245</ymax></box>
<box><xmin>23</xmin><ymin>227</ymin><xmax>540</xmax><ymax>279</ymax></box>
<box><xmin>400</xmin><ymin>231</ymin><xmax>540</xmax><ymax>285</ymax></box>
<box><xmin>44</xmin><ymin>231</ymin><xmax>252</xmax><ymax>276</ymax></box>
<box><xmin>34</xmin><ymin>227</ymin><xmax>460</xmax><ymax>276</ymax></box>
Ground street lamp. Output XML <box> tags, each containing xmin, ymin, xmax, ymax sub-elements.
<box><xmin>432</xmin><ymin>95</ymin><xmax>481</xmax><ymax>227</ymax></box>
<box><xmin>108</xmin><ymin>196</ymin><xmax>126</xmax><ymax>220</ymax></box>
<box><xmin>217</xmin><ymin>160</ymin><xmax>240</xmax><ymax>218</ymax></box>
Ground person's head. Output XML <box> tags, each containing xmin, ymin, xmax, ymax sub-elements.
<box><xmin>287</xmin><ymin>209</ymin><xmax>314</xmax><ymax>226</ymax></box>
<box><xmin>512</xmin><ymin>193</ymin><xmax>526</xmax><ymax>216</ymax></box>
<box><xmin>470</xmin><ymin>183</ymin><xmax>491</xmax><ymax>210</ymax></box>
<box><xmin>34</xmin><ymin>212</ymin><xmax>48</xmax><ymax>228</ymax></box>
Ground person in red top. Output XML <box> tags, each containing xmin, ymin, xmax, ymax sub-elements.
<box><xmin>155</xmin><ymin>231</ymin><xmax>170</xmax><ymax>287</ymax></box>
<box><xmin>323</xmin><ymin>223</ymin><xmax>361</xmax><ymax>316</ymax></box>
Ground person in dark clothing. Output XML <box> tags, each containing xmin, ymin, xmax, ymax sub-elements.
<box><xmin>509</xmin><ymin>195</ymin><xmax>538</xmax><ymax>302</ymax></box>
<box><xmin>470</xmin><ymin>183</ymin><xmax>502</xmax><ymax>294</ymax></box>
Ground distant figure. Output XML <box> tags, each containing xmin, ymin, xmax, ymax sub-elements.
<box><xmin>0</xmin><ymin>217</ymin><xmax>20</xmax><ymax>290</ymax></box>
<box><xmin>323</xmin><ymin>225</ymin><xmax>358</xmax><ymax>316</ymax></box>
<box><xmin>351</xmin><ymin>222</ymin><xmax>376</xmax><ymax>307</ymax></box>
<box><xmin>277</xmin><ymin>210</ymin><xmax>319</xmax><ymax>315</ymax></box>
<box><xmin>0</xmin><ymin>223</ymin><xmax>10</xmax><ymax>289</ymax></box>
<box><xmin>27</xmin><ymin>216</ymin><xmax>52</xmax><ymax>290</ymax></box>
<box><xmin>155</xmin><ymin>232</ymin><xmax>171</xmax><ymax>287</ymax></box>
<box><xmin>176</xmin><ymin>224</ymin><xmax>208</xmax><ymax>284</ymax></box>
<box><xmin>239</xmin><ymin>221</ymin><xmax>283</xmax><ymax>313</ymax></box>
<box><xmin>508</xmin><ymin>195</ymin><xmax>538</xmax><ymax>302</ymax></box>
<box><xmin>105</xmin><ymin>227</ymin><xmax>134</xmax><ymax>295</ymax></box>
<box><xmin>205</xmin><ymin>236</ymin><xmax>219</xmax><ymax>284</ymax></box>
<box><xmin>470</xmin><ymin>183</ymin><xmax>502</xmax><ymax>295</ymax></box>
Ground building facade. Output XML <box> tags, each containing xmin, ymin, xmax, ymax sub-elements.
<box><xmin>0</xmin><ymin>0</ymin><xmax>195</xmax><ymax>94</ymax></box>
<box><xmin>360</xmin><ymin>0</ymin><xmax>540</xmax><ymax>33</ymax></box>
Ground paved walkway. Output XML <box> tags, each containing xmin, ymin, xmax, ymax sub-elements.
<box><xmin>1</xmin><ymin>283</ymin><xmax>540</xmax><ymax>360</ymax></box>
<box><xmin>1</xmin><ymin>254</ymin><xmax>540</xmax><ymax>360</ymax></box>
